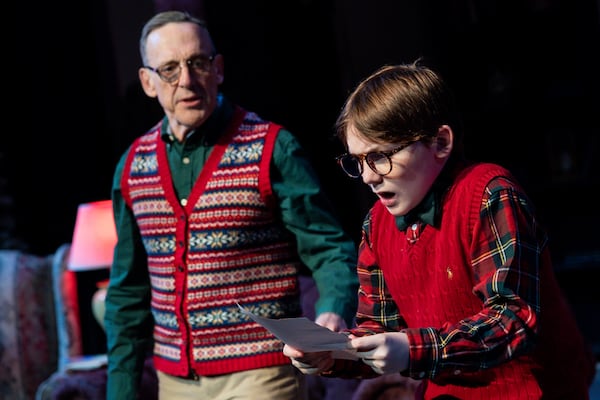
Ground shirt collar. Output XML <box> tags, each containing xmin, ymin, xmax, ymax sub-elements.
<box><xmin>395</xmin><ymin>189</ymin><xmax>437</xmax><ymax>231</ymax></box>
<box><xmin>394</xmin><ymin>168</ymin><xmax>456</xmax><ymax>231</ymax></box>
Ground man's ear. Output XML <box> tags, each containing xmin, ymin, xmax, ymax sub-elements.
<box><xmin>139</xmin><ymin>68</ymin><xmax>158</xmax><ymax>98</ymax></box>
<box><xmin>213</xmin><ymin>54</ymin><xmax>225</xmax><ymax>85</ymax></box>
<box><xmin>434</xmin><ymin>125</ymin><xmax>453</xmax><ymax>158</ymax></box>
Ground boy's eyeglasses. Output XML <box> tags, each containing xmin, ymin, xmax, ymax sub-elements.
<box><xmin>336</xmin><ymin>139</ymin><xmax>421</xmax><ymax>178</ymax></box>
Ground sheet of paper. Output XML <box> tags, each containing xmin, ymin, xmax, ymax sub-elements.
<box><xmin>65</xmin><ymin>354</ymin><xmax>108</xmax><ymax>371</ymax></box>
<box><xmin>237</xmin><ymin>303</ymin><xmax>358</xmax><ymax>360</ymax></box>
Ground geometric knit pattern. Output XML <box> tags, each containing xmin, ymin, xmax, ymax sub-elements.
<box><xmin>122</xmin><ymin>109</ymin><xmax>301</xmax><ymax>377</ymax></box>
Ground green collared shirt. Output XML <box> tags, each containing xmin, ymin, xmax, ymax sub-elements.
<box><xmin>394</xmin><ymin>165</ymin><xmax>456</xmax><ymax>231</ymax></box>
<box><xmin>395</xmin><ymin>190</ymin><xmax>438</xmax><ymax>231</ymax></box>
<box><xmin>105</xmin><ymin>94</ymin><xmax>358</xmax><ymax>399</ymax></box>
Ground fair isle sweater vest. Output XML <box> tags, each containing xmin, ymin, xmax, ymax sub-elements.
<box><xmin>121</xmin><ymin>108</ymin><xmax>302</xmax><ymax>377</ymax></box>
<box><xmin>369</xmin><ymin>163</ymin><xmax>593</xmax><ymax>399</ymax></box>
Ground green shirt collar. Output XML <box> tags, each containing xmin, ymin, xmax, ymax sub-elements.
<box><xmin>394</xmin><ymin>168</ymin><xmax>456</xmax><ymax>231</ymax></box>
<box><xmin>395</xmin><ymin>189</ymin><xmax>437</xmax><ymax>231</ymax></box>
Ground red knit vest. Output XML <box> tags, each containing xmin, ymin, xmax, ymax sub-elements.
<box><xmin>369</xmin><ymin>163</ymin><xmax>594</xmax><ymax>399</ymax></box>
<box><xmin>121</xmin><ymin>108</ymin><xmax>301</xmax><ymax>377</ymax></box>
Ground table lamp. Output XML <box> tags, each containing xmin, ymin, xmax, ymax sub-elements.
<box><xmin>68</xmin><ymin>199</ymin><xmax>117</xmax><ymax>331</ymax></box>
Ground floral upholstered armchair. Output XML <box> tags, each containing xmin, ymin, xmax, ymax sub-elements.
<box><xmin>0</xmin><ymin>244</ymin><xmax>81</xmax><ymax>399</ymax></box>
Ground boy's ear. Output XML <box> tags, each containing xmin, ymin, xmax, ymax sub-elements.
<box><xmin>435</xmin><ymin>125</ymin><xmax>453</xmax><ymax>158</ymax></box>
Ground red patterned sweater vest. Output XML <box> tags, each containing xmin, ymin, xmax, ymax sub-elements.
<box><xmin>369</xmin><ymin>163</ymin><xmax>593</xmax><ymax>399</ymax></box>
<box><xmin>121</xmin><ymin>108</ymin><xmax>302</xmax><ymax>377</ymax></box>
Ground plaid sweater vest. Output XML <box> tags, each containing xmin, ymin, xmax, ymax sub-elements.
<box><xmin>369</xmin><ymin>163</ymin><xmax>593</xmax><ymax>399</ymax></box>
<box><xmin>122</xmin><ymin>108</ymin><xmax>302</xmax><ymax>377</ymax></box>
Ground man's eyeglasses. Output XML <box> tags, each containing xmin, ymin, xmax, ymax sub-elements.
<box><xmin>336</xmin><ymin>139</ymin><xmax>420</xmax><ymax>178</ymax></box>
<box><xmin>143</xmin><ymin>55</ymin><xmax>215</xmax><ymax>83</ymax></box>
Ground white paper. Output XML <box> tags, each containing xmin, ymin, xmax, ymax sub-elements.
<box><xmin>65</xmin><ymin>354</ymin><xmax>108</xmax><ymax>371</ymax></box>
<box><xmin>237</xmin><ymin>303</ymin><xmax>358</xmax><ymax>360</ymax></box>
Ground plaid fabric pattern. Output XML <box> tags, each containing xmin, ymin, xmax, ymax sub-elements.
<box><xmin>345</xmin><ymin>162</ymin><xmax>594</xmax><ymax>399</ymax></box>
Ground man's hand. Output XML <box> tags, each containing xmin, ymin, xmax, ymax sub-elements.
<box><xmin>315</xmin><ymin>312</ymin><xmax>347</xmax><ymax>332</ymax></box>
<box><xmin>283</xmin><ymin>344</ymin><xmax>335</xmax><ymax>375</ymax></box>
<box><xmin>350</xmin><ymin>332</ymin><xmax>410</xmax><ymax>375</ymax></box>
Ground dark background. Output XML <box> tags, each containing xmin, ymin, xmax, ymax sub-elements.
<box><xmin>2</xmin><ymin>0</ymin><xmax>599</xmax><ymax>353</ymax></box>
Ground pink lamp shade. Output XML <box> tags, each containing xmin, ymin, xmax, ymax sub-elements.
<box><xmin>68</xmin><ymin>200</ymin><xmax>117</xmax><ymax>271</ymax></box>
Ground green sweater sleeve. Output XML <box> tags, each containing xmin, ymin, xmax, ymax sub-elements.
<box><xmin>271</xmin><ymin>129</ymin><xmax>359</xmax><ymax>326</ymax></box>
<box><xmin>104</xmin><ymin>148</ymin><xmax>154</xmax><ymax>400</ymax></box>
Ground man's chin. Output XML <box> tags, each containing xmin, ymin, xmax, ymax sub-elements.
<box><xmin>175</xmin><ymin>109</ymin><xmax>207</xmax><ymax>126</ymax></box>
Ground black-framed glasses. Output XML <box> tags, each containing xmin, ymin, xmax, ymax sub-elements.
<box><xmin>143</xmin><ymin>54</ymin><xmax>215</xmax><ymax>83</ymax></box>
<box><xmin>336</xmin><ymin>139</ymin><xmax>420</xmax><ymax>178</ymax></box>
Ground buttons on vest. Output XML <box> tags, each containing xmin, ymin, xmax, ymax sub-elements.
<box><xmin>181</xmin><ymin>198</ymin><xmax>188</xmax><ymax>206</ymax></box>
<box><xmin>182</xmin><ymin>157</ymin><xmax>190</xmax><ymax>165</ymax></box>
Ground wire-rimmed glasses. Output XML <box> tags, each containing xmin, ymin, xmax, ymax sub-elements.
<box><xmin>143</xmin><ymin>54</ymin><xmax>215</xmax><ymax>83</ymax></box>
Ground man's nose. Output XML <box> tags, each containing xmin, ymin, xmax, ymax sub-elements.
<box><xmin>177</xmin><ymin>62</ymin><xmax>195</xmax><ymax>87</ymax></box>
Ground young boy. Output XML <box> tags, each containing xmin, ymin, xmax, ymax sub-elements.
<box><xmin>284</xmin><ymin>61</ymin><xmax>595</xmax><ymax>399</ymax></box>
